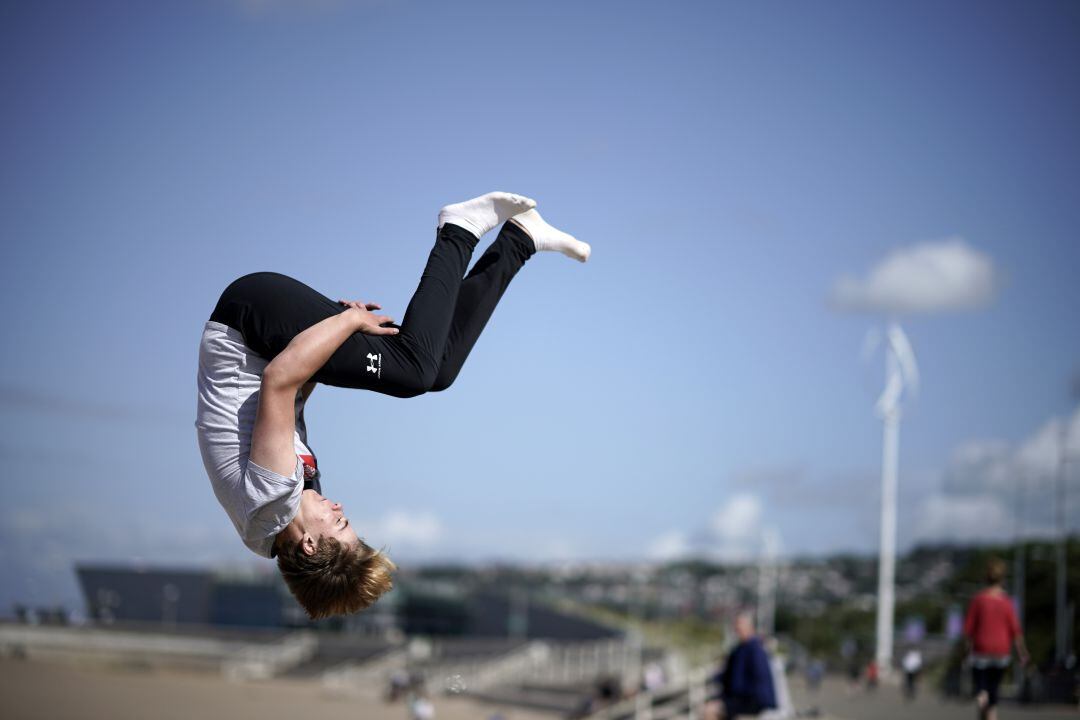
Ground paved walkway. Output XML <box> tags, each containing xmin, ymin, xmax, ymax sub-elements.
<box><xmin>0</xmin><ymin>658</ymin><xmax>551</xmax><ymax>720</ymax></box>
<box><xmin>2</xmin><ymin>658</ymin><xmax>1075</xmax><ymax>720</ymax></box>
<box><xmin>788</xmin><ymin>676</ymin><xmax>1077</xmax><ymax>720</ymax></box>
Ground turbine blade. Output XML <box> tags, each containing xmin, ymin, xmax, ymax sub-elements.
<box><xmin>888</xmin><ymin>323</ymin><xmax>920</xmax><ymax>396</ymax></box>
<box><xmin>875</xmin><ymin>371</ymin><xmax>903</xmax><ymax>416</ymax></box>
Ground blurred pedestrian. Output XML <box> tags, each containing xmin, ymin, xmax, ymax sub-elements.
<box><xmin>408</xmin><ymin>689</ymin><xmax>434</xmax><ymax>720</ymax></box>
<box><xmin>840</xmin><ymin>638</ymin><xmax>860</xmax><ymax>691</ymax></box>
<box><xmin>964</xmin><ymin>557</ymin><xmax>1029</xmax><ymax>720</ymax></box>
<box><xmin>902</xmin><ymin>647</ymin><xmax>922</xmax><ymax>700</ymax></box>
<box><xmin>387</xmin><ymin>669</ymin><xmax>410</xmax><ymax>702</ymax></box>
<box><xmin>864</xmin><ymin>659</ymin><xmax>878</xmax><ymax>690</ymax></box>
<box><xmin>804</xmin><ymin>658</ymin><xmax>824</xmax><ymax>692</ymax></box>
<box><xmin>644</xmin><ymin>661</ymin><xmax>667</xmax><ymax>692</ymax></box>
<box><xmin>704</xmin><ymin>612</ymin><xmax>777</xmax><ymax>719</ymax></box>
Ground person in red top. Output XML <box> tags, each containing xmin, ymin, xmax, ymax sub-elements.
<box><xmin>964</xmin><ymin>558</ymin><xmax>1029</xmax><ymax>720</ymax></box>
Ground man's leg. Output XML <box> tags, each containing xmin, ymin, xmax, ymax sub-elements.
<box><xmin>984</xmin><ymin>667</ymin><xmax>1002</xmax><ymax>720</ymax></box>
<box><xmin>973</xmin><ymin>668</ymin><xmax>989</xmax><ymax>720</ymax></box>
<box><xmin>429</xmin><ymin>221</ymin><xmax>534</xmax><ymax>391</ymax></box>
<box><xmin>209</xmin><ymin>193</ymin><xmax>532</xmax><ymax>398</ymax></box>
<box><xmin>430</xmin><ymin>211</ymin><xmax>592</xmax><ymax>390</ymax></box>
<box><xmin>210</xmin><ymin>226</ymin><xmax>472</xmax><ymax>398</ymax></box>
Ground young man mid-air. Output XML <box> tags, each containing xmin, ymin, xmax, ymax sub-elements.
<box><xmin>195</xmin><ymin>192</ymin><xmax>590</xmax><ymax>619</ymax></box>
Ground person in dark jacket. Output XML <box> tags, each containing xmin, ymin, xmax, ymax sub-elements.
<box><xmin>706</xmin><ymin>612</ymin><xmax>777</xmax><ymax>719</ymax></box>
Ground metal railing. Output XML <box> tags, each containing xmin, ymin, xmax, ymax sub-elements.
<box><xmin>222</xmin><ymin>632</ymin><xmax>317</xmax><ymax>681</ymax></box>
<box><xmin>584</xmin><ymin>665</ymin><xmax>712</xmax><ymax>720</ymax></box>
<box><xmin>321</xmin><ymin>646</ymin><xmax>410</xmax><ymax>693</ymax></box>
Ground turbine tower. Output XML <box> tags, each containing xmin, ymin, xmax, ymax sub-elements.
<box><xmin>873</xmin><ymin>323</ymin><xmax>919</xmax><ymax>677</ymax></box>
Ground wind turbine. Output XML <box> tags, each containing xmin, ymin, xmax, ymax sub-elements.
<box><xmin>870</xmin><ymin>323</ymin><xmax>919</xmax><ymax>676</ymax></box>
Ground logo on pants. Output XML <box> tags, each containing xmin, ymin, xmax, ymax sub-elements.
<box><xmin>366</xmin><ymin>353</ymin><xmax>382</xmax><ymax>379</ymax></box>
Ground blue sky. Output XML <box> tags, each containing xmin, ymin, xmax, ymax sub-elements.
<box><xmin>2</xmin><ymin>0</ymin><xmax>1079</xmax><ymax>612</ymax></box>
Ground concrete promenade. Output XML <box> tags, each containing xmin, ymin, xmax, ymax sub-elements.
<box><xmin>1</xmin><ymin>658</ymin><xmax>1076</xmax><ymax>720</ymax></box>
<box><xmin>0</xmin><ymin>658</ymin><xmax>551</xmax><ymax>720</ymax></box>
<box><xmin>787</xmin><ymin>676</ymin><xmax>1077</xmax><ymax>720</ymax></box>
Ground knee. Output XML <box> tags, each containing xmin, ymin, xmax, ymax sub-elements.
<box><xmin>392</xmin><ymin>367</ymin><xmax>439</xmax><ymax>398</ymax></box>
<box><xmin>391</xmin><ymin>379</ymin><xmax>431</xmax><ymax>399</ymax></box>
<box><xmin>428</xmin><ymin>369</ymin><xmax>457</xmax><ymax>393</ymax></box>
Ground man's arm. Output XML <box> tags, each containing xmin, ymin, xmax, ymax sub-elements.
<box><xmin>296</xmin><ymin>382</ymin><xmax>316</xmax><ymax>445</ymax></box>
<box><xmin>724</xmin><ymin>646</ymin><xmax>748</xmax><ymax>696</ymax></box>
<box><xmin>963</xmin><ymin>598</ymin><xmax>977</xmax><ymax>654</ymax></box>
<box><xmin>1010</xmin><ymin>604</ymin><xmax>1029</xmax><ymax>665</ymax></box>
<box><xmin>249</xmin><ymin>302</ymin><xmax>395</xmax><ymax>477</ymax></box>
<box><xmin>1014</xmin><ymin>635</ymin><xmax>1030</xmax><ymax>665</ymax></box>
<box><xmin>751</xmin><ymin>641</ymin><xmax>777</xmax><ymax>708</ymax></box>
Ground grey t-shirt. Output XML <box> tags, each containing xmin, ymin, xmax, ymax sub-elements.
<box><xmin>195</xmin><ymin>321</ymin><xmax>314</xmax><ymax>558</ymax></box>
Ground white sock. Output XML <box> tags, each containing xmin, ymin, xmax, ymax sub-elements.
<box><xmin>437</xmin><ymin>192</ymin><xmax>536</xmax><ymax>240</ymax></box>
<box><xmin>509</xmin><ymin>209</ymin><xmax>591</xmax><ymax>263</ymax></box>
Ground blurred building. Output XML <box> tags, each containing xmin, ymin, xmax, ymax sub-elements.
<box><xmin>74</xmin><ymin>565</ymin><xmax>368</xmax><ymax>630</ymax></box>
<box><xmin>399</xmin><ymin>584</ymin><xmax>620</xmax><ymax>640</ymax></box>
<box><xmin>74</xmin><ymin>565</ymin><xmax>617</xmax><ymax>640</ymax></box>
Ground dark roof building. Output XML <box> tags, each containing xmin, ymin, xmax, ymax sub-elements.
<box><xmin>77</xmin><ymin>565</ymin><xmax>294</xmax><ymax>629</ymax></box>
<box><xmin>76</xmin><ymin>565</ymin><xmax>617</xmax><ymax>641</ymax></box>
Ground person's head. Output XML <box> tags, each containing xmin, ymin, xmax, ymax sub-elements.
<box><xmin>985</xmin><ymin>557</ymin><xmax>1006</xmax><ymax>587</ymax></box>
<box><xmin>734</xmin><ymin>611</ymin><xmax>756</xmax><ymax>642</ymax></box>
<box><xmin>273</xmin><ymin>489</ymin><xmax>395</xmax><ymax>619</ymax></box>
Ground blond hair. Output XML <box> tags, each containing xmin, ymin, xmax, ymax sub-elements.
<box><xmin>277</xmin><ymin>538</ymin><xmax>395</xmax><ymax>619</ymax></box>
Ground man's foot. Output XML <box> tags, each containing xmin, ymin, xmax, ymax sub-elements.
<box><xmin>508</xmin><ymin>208</ymin><xmax>591</xmax><ymax>262</ymax></box>
<box><xmin>438</xmin><ymin>192</ymin><xmax>536</xmax><ymax>239</ymax></box>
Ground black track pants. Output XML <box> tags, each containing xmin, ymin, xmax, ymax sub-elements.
<box><xmin>209</xmin><ymin>221</ymin><xmax>534</xmax><ymax>398</ymax></box>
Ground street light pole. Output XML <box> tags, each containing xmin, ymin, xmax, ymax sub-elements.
<box><xmin>1013</xmin><ymin>470</ymin><xmax>1026</xmax><ymax>630</ymax></box>
<box><xmin>1055</xmin><ymin>421</ymin><xmax>1069</xmax><ymax>663</ymax></box>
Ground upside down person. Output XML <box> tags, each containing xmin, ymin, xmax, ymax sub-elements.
<box><xmin>195</xmin><ymin>192</ymin><xmax>590</xmax><ymax>618</ymax></box>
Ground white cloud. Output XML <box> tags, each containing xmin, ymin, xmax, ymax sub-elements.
<box><xmin>364</xmin><ymin>509</ymin><xmax>443</xmax><ymax>550</ymax></box>
<box><xmin>916</xmin><ymin>406</ymin><xmax>1080</xmax><ymax>542</ymax></box>
<box><xmin>942</xmin><ymin>440</ymin><xmax>1014</xmax><ymax>496</ymax></box>
<box><xmin>647</xmin><ymin>530</ymin><xmax>691</xmax><ymax>561</ymax></box>
<box><xmin>915</xmin><ymin>494</ymin><xmax>1013</xmax><ymax>542</ymax></box>
<box><xmin>647</xmin><ymin>493</ymin><xmax>768</xmax><ymax>563</ymax></box>
<box><xmin>1016</xmin><ymin>408</ymin><xmax>1080</xmax><ymax>478</ymax></box>
<box><xmin>711</xmin><ymin>493</ymin><xmax>763</xmax><ymax>543</ymax></box>
<box><xmin>671</xmin><ymin>451</ymin><xmax>1064</xmax><ymax>559</ymax></box>
<box><xmin>830</xmin><ymin>238</ymin><xmax>998</xmax><ymax>314</ymax></box>
<box><xmin>709</xmin><ymin>493</ymin><xmax>766</xmax><ymax>562</ymax></box>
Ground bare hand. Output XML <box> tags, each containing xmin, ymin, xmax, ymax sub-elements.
<box><xmin>338</xmin><ymin>299</ymin><xmax>398</xmax><ymax>336</ymax></box>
